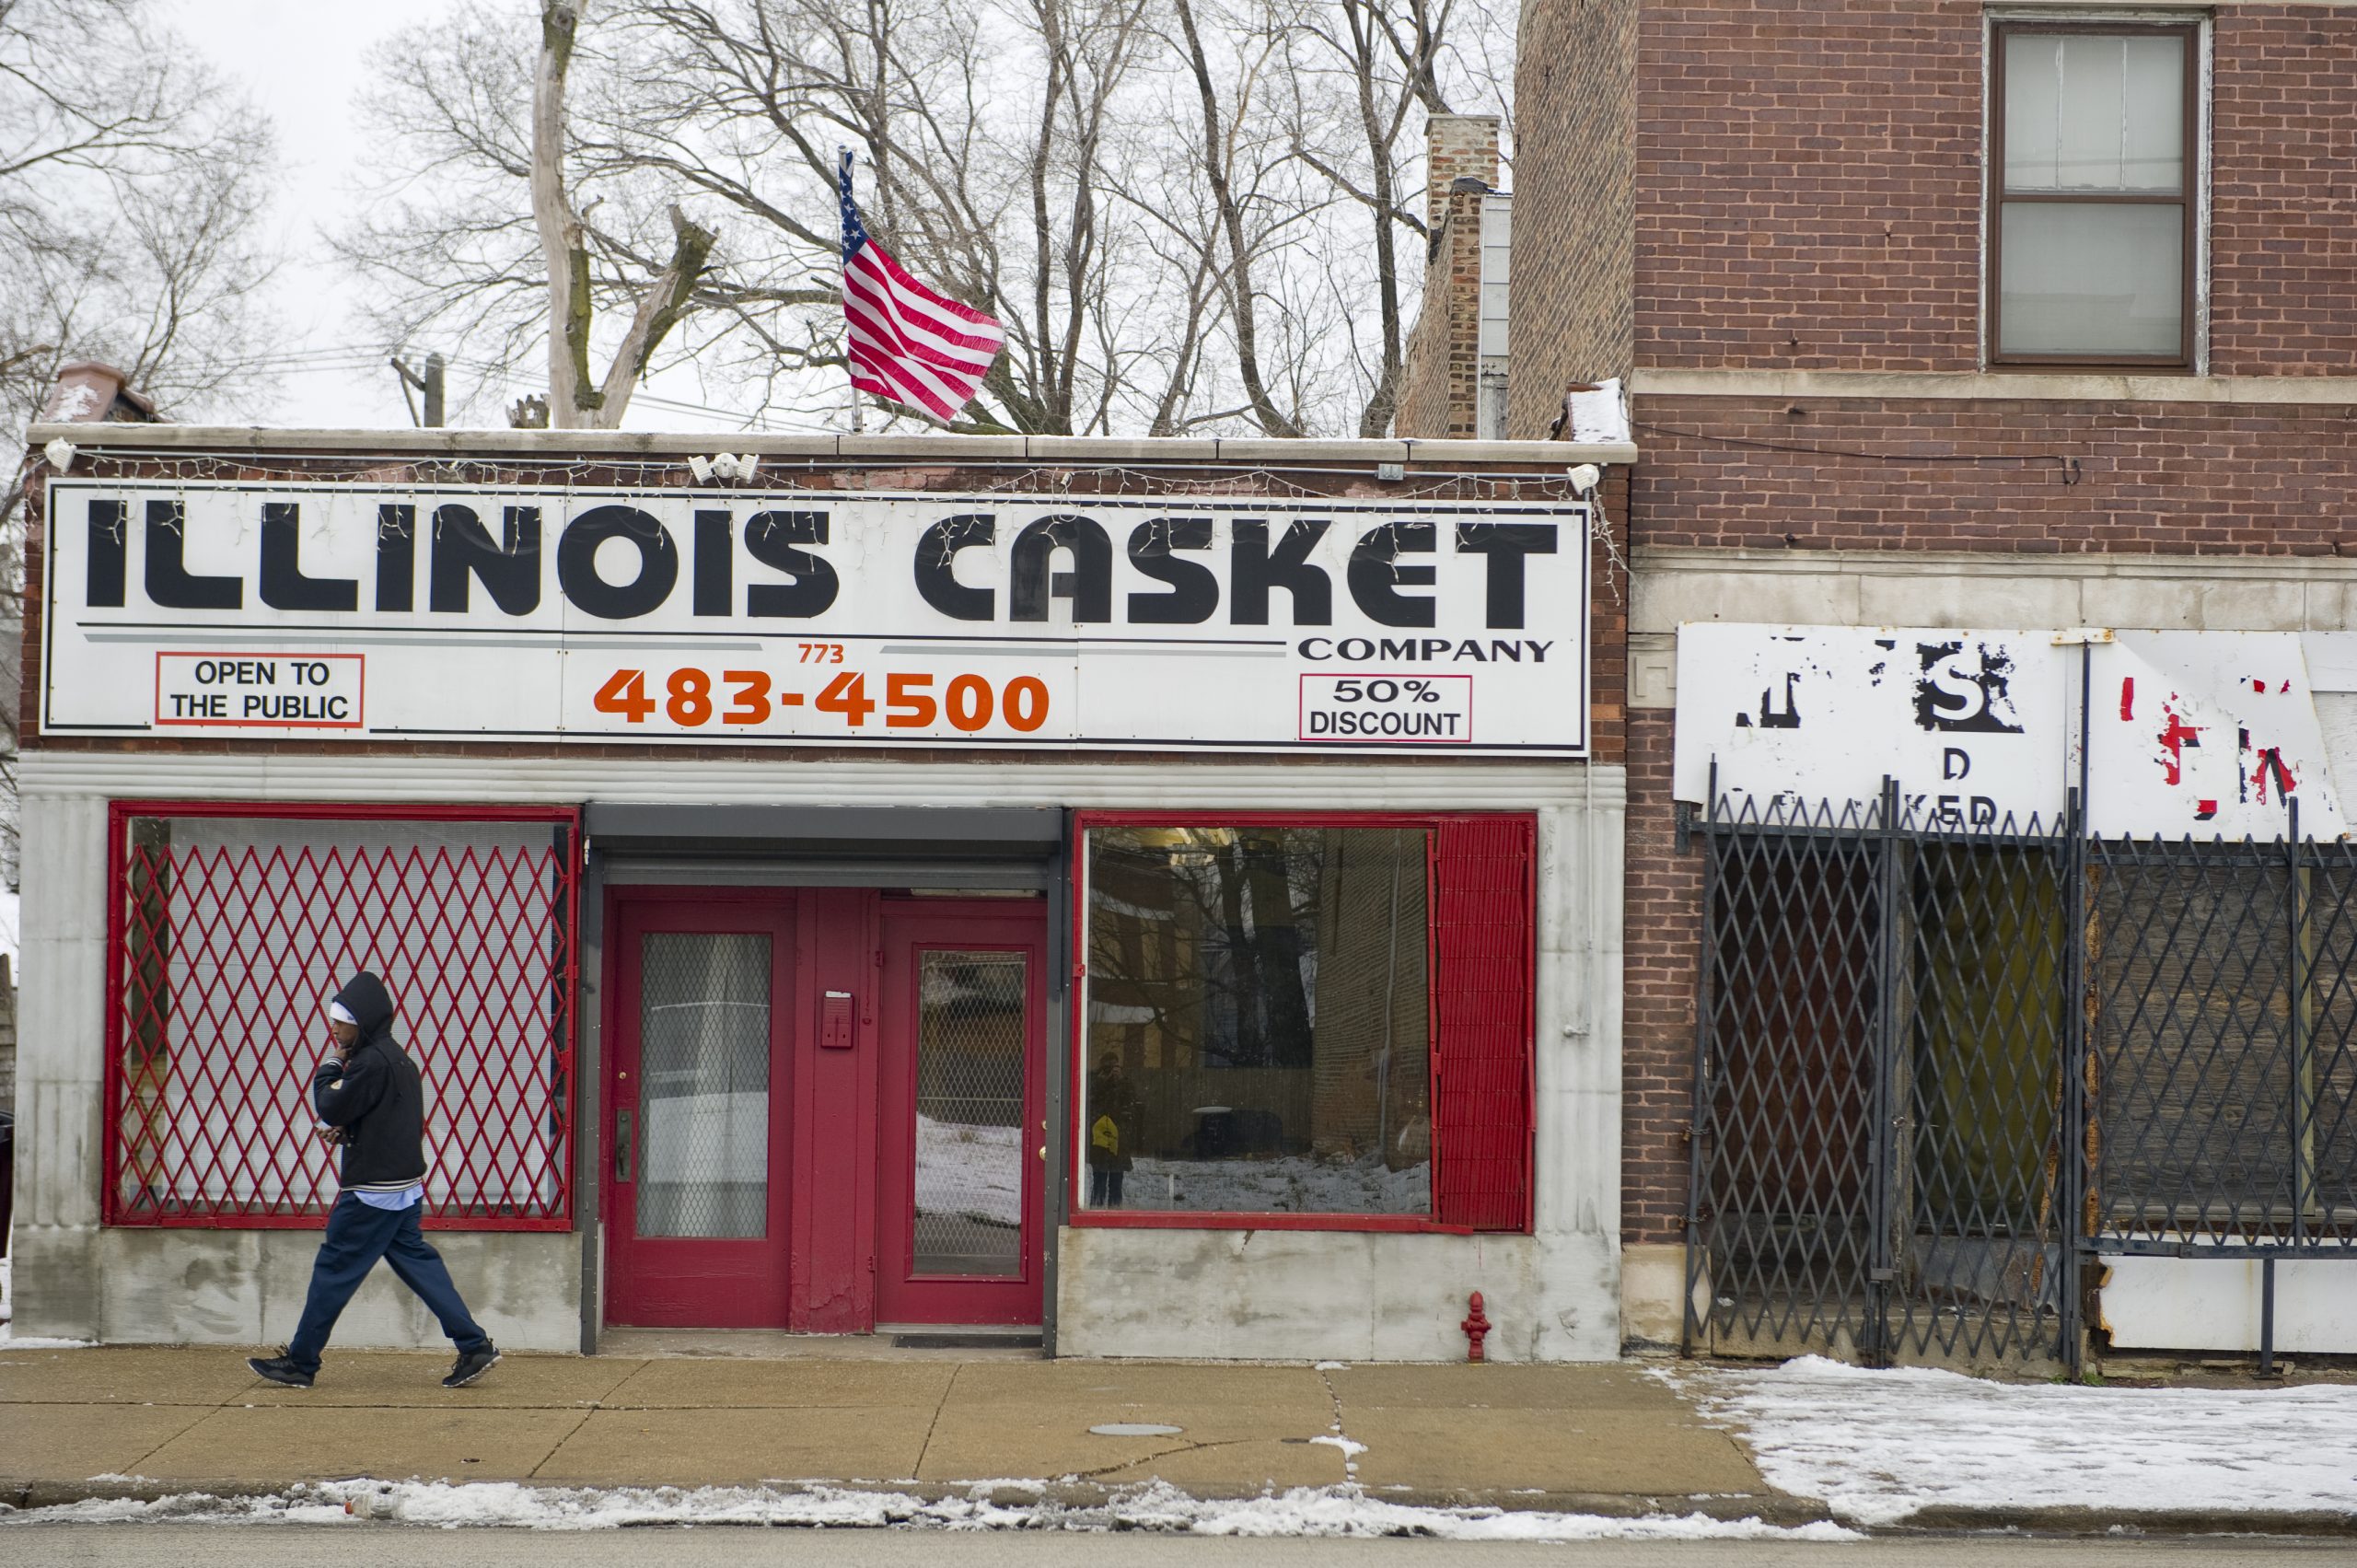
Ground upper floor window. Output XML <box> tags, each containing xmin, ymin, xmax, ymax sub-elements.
<box><xmin>1991</xmin><ymin>23</ymin><xmax>2198</xmax><ymax>367</ymax></box>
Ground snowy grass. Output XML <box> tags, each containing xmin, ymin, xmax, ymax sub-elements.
<box><xmin>1678</xmin><ymin>1354</ymin><xmax>2357</xmax><ymax>1527</ymax></box>
<box><xmin>0</xmin><ymin>1479</ymin><xmax>1859</xmax><ymax>1541</ymax></box>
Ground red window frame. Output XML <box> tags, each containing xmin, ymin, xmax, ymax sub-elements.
<box><xmin>102</xmin><ymin>800</ymin><xmax>583</xmax><ymax>1231</ymax></box>
<box><xmin>1068</xmin><ymin>810</ymin><xmax>1537</xmax><ymax>1236</ymax></box>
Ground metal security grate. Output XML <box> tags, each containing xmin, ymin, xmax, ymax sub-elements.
<box><xmin>1689</xmin><ymin>780</ymin><xmax>2357</xmax><ymax>1370</ymax></box>
<box><xmin>1686</xmin><ymin>784</ymin><xmax>2074</xmax><ymax>1366</ymax></box>
<box><xmin>2088</xmin><ymin>821</ymin><xmax>2357</xmax><ymax>1256</ymax></box>
<box><xmin>913</xmin><ymin>950</ymin><xmax>1028</xmax><ymax>1275</ymax></box>
<box><xmin>106</xmin><ymin>806</ymin><xmax>579</xmax><ymax>1229</ymax></box>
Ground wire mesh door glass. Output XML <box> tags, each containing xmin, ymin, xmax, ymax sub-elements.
<box><xmin>912</xmin><ymin>949</ymin><xmax>1028</xmax><ymax>1276</ymax></box>
<box><xmin>637</xmin><ymin>933</ymin><xmax>772</xmax><ymax>1239</ymax></box>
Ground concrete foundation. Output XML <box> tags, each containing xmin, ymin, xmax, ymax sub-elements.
<box><xmin>12</xmin><ymin>1225</ymin><xmax>583</xmax><ymax>1353</ymax></box>
<box><xmin>1055</xmin><ymin>1225</ymin><xmax>1621</xmax><ymax>1361</ymax></box>
<box><xmin>1618</xmin><ymin>1241</ymin><xmax>1690</xmax><ymax>1351</ymax></box>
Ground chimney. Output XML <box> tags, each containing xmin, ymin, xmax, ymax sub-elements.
<box><xmin>40</xmin><ymin>362</ymin><xmax>159</xmax><ymax>424</ymax></box>
<box><xmin>1424</xmin><ymin>113</ymin><xmax>1500</xmax><ymax>235</ymax></box>
<box><xmin>1395</xmin><ymin>114</ymin><xmax>1502</xmax><ymax>440</ymax></box>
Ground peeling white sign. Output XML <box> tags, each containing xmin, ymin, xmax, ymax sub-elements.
<box><xmin>2090</xmin><ymin>633</ymin><xmax>2348</xmax><ymax>839</ymax></box>
<box><xmin>1674</xmin><ymin>625</ymin><xmax>2067</xmax><ymax>828</ymax></box>
<box><xmin>1676</xmin><ymin>624</ymin><xmax>2348</xmax><ymax>838</ymax></box>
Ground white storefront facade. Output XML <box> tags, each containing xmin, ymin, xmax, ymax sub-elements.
<box><xmin>16</xmin><ymin>424</ymin><xmax>1635</xmax><ymax>1361</ymax></box>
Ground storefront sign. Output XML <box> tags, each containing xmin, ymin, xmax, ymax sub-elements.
<box><xmin>1675</xmin><ymin>623</ymin><xmax>2350</xmax><ymax>838</ymax></box>
<box><xmin>41</xmin><ymin>481</ymin><xmax>1591</xmax><ymax>756</ymax></box>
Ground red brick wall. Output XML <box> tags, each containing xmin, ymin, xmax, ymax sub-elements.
<box><xmin>1636</xmin><ymin>1</ymin><xmax>1984</xmax><ymax>373</ymax></box>
<box><xmin>1507</xmin><ymin>0</ymin><xmax>1637</xmax><ymax>429</ymax></box>
<box><xmin>1622</xmin><ymin>708</ymin><xmax>1694</xmax><ymax>1244</ymax></box>
<box><xmin>1633</xmin><ymin>397</ymin><xmax>2357</xmax><ymax>554</ymax></box>
<box><xmin>1617</xmin><ymin>2</ymin><xmax>2357</xmax><ymax>376</ymax></box>
<box><xmin>2212</xmin><ymin>10</ymin><xmax>2357</xmax><ymax>374</ymax></box>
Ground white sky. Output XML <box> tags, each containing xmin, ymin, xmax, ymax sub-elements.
<box><xmin>163</xmin><ymin>0</ymin><xmax>818</xmax><ymax>435</ymax></box>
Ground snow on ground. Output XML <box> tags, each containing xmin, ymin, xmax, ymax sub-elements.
<box><xmin>0</xmin><ymin>1479</ymin><xmax>1858</xmax><ymax>1541</ymax></box>
<box><xmin>915</xmin><ymin>1116</ymin><xmax>1024</xmax><ymax>1227</ymax></box>
<box><xmin>1677</xmin><ymin>1354</ymin><xmax>2357</xmax><ymax>1527</ymax></box>
<box><xmin>1122</xmin><ymin>1153</ymin><xmax>1428</xmax><ymax>1214</ymax></box>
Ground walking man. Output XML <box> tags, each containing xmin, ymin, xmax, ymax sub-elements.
<box><xmin>247</xmin><ymin>971</ymin><xmax>500</xmax><ymax>1389</ymax></box>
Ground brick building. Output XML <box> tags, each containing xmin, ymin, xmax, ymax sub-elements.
<box><xmin>1405</xmin><ymin>0</ymin><xmax>2357</xmax><ymax>1365</ymax></box>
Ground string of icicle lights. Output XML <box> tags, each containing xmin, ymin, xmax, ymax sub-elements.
<box><xmin>33</xmin><ymin>444</ymin><xmax>1628</xmax><ymax>600</ymax></box>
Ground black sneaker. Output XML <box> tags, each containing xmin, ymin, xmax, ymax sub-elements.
<box><xmin>443</xmin><ymin>1344</ymin><xmax>501</xmax><ymax>1388</ymax></box>
<box><xmin>247</xmin><ymin>1353</ymin><xmax>315</xmax><ymax>1388</ymax></box>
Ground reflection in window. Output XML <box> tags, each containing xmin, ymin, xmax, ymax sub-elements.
<box><xmin>1083</xmin><ymin>825</ymin><xmax>1432</xmax><ymax>1215</ymax></box>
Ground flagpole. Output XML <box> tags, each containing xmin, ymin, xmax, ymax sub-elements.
<box><xmin>842</xmin><ymin>144</ymin><xmax>865</xmax><ymax>435</ymax></box>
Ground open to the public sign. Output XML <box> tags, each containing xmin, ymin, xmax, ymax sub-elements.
<box><xmin>154</xmin><ymin>651</ymin><xmax>364</xmax><ymax>727</ymax></box>
<box><xmin>42</xmin><ymin>481</ymin><xmax>1592</xmax><ymax>757</ymax></box>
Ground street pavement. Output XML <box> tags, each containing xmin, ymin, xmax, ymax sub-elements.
<box><xmin>0</xmin><ymin>1345</ymin><xmax>1780</xmax><ymax>1516</ymax></box>
<box><xmin>6</xmin><ymin>1525</ymin><xmax>2356</xmax><ymax>1565</ymax></box>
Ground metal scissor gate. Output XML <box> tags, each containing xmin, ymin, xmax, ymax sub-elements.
<box><xmin>1684</xmin><ymin>785</ymin><xmax>2357</xmax><ymax>1372</ymax></box>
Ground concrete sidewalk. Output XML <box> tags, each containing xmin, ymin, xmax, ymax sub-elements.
<box><xmin>0</xmin><ymin>1343</ymin><xmax>1799</xmax><ymax>1520</ymax></box>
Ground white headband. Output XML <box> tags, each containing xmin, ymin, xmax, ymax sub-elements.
<box><xmin>328</xmin><ymin>1001</ymin><xmax>357</xmax><ymax>1026</ymax></box>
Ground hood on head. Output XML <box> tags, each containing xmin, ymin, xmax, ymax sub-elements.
<box><xmin>331</xmin><ymin>971</ymin><xmax>396</xmax><ymax>1037</ymax></box>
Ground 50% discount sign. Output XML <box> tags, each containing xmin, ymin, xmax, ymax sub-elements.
<box><xmin>1297</xmin><ymin>673</ymin><xmax>1473</xmax><ymax>743</ymax></box>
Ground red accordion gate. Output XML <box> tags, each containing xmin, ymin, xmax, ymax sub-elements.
<box><xmin>103</xmin><ymin>802</ymin><xmax>581</xmax><ymax>1230</ymax></box>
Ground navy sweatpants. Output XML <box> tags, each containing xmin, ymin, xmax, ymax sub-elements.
<box><xmin>287</xmin><ymin>1195</ymin><xmax>490</xmax><ymax>1373</ymax></box>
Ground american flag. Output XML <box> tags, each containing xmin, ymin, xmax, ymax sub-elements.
<box><xmin>840</xmin><ymin>150</ymin><xmax>1004</xmax><ymax>424</ymax></box>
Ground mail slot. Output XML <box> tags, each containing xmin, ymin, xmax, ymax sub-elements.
<box><xmin>821</xmin><ymin>990</ymin><xmax>855</xmax><ymax>1050</ymax></box>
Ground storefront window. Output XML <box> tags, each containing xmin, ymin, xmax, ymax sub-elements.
<box><xmin>1082</xmin><ymin>824</ymin><xmax>1433</xmax><ymax>1216</ymax></box>
<box><xmin>106</xmin><ymin>805</ymin><xmax>578</xmax><ymax>1228</ymax></box>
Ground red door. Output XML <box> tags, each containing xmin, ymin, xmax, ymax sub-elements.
<box><xmin>605</xmin><ymin>893</ymin><xmax>796</xmax><ymax>1327</ymax></box>
<box><xmin>875</xmin><ymin>901</ymin><xmax>1049</xmax><ymax>1326</ymax></box>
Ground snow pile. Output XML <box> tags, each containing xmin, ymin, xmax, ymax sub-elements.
<box><xmin>1123</xmin><ymin>1152</ymin><xmax>1428</xmax><ymax>1215</ymax></box>
<box><xmin>1</xmin><ymin>1479</ymin><xmax>1857</xmax><ymax>1542</ymax></box>
<box><xmin>1682</xmin><ymin>1355</ymin><xmax>2357</xmax><ymax>1527</ymax></box>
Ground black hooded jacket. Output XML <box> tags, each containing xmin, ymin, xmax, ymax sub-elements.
<box><xmin>313</xmin><ymin>971</ymin><xmax>428</xmax><ymax>1194</ymax></box>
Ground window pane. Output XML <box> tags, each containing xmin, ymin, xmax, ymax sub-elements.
<box><xmin>2120</xmin><ymin>35</ymin><xmax>2187</xmax><ymax>192</ymax></box>
<box><xmin>1084</xmin><ymin>825</ymin><xmax>1432</xmax><ymax>1215</ymax></box>
<box><xmin>638</xmin><ymin>933</ymin><xmax>771</xmax><ymax>1238</ymax></box>
<box><xmin>2004</xmin><ymin>32</ymin><xmax>2183</xmax><ymax>193</ymax></box>
<box><xmin>912</xmin><ymin>949</ymin><xmax>1028</xmax><ymax>1275</ymax></box>
<box><xmin>1998</xmin><ymin>202</ymin><xmax>2182</xmax><ymax>357</ymax></box>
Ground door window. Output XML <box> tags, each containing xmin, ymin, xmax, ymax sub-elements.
<box><xmin>912</xmin><ymin>949</ymin><xmax>1030</xmax><ymax>1276</ymax></box>
<box><xmin>637</xmin><ymin>932</ymin><xmax>772</xmax><ymax>1238</ymax></box>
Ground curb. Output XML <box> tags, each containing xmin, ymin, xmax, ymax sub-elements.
<box><xmin>6</xmin><ymin>1476</ymin><xmax>2355</xmax><ymax>1536</ymax></box>
<box><xmin>1887</xmin><ymin>1505</ymin><xmax>2357</xmax><ymax>1539</ymax></box>
<box><xmin>1</xmin><ymin>1475</ymin><xmax>1826</xmax><ymax>1526</ymax></box>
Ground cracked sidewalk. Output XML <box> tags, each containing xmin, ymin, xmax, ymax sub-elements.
<box><xmin>0</xmin><ymin>1344</ymin><xmax>1793</xmax><ymax>1519</ymax></box>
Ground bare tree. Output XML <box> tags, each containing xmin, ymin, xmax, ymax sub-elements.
<box><xmin>0</xmin><ymin>0</ymin><xmax>281</xmax><ymax>889</ymax></box>
<box><xmin>340</xmin><ymin>0</ymin><xmax>1509</xmax><ymax>439</ymax></box>
<box><xmin>533</xmin><ymin>1</ymin><xmax>716</xmax><ymax>428</ymax></box>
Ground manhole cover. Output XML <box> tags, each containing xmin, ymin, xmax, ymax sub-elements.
<box><xmin>1088</xmin><ymin>1423</ymin><xmax>1183</xmax><ymax>1437</ymax></box>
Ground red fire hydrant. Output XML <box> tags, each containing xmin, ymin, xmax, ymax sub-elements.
<box><xmin>1461</xmin><ymin>1291</ymin><xmax>1492</xmax><ymax>1363</ymax></box>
